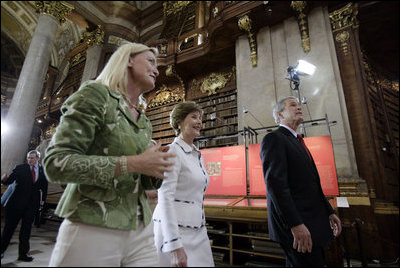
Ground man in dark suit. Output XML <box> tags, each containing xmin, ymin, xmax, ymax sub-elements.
<box><xmin>1</xmin><ymin>150</ymin><xmax>48</xmax><ymax>262</ymax></box>
<box><xmin>260</xmin><ymin>96</ymin><xmax>341</xmax><ymax>267</ymax></box>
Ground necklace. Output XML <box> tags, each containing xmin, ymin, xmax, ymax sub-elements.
<box><xmin>124</xmin><ymin>96</ymin><xmax>139</xmax><ymax>110</ymax></box>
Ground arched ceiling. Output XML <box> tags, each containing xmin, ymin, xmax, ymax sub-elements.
<box><xmin>1</xmin><ymin>32</ymin><xmax>25</xmax><ymax>79</ymax></box>
<box><xmin>0</xmin><ymin>1</ymin><xmax>158</xmax><ymax>72</ymax></box>
<box><xmin>1</xmin><ymin>1</ymin><xmax>398</xmax><ymax>81</ymax></box>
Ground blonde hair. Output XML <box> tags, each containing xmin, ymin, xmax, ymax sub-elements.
<box><xmin>170</xmin><ymin>101</ymin><xmax>203</xmax><ymax>136</ymax></box>
<box><xmin>95</xmin><ymin>42</ymin><xmax>158</xmax><ymax>108</ymax></box>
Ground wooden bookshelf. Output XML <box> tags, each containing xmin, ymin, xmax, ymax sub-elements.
<box><xmin>205</xmin><ymin>201</ymin><xmax>285</xmax><ymax>267</ymax></box>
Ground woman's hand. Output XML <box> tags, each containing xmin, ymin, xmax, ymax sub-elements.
<box><xmin>127</xmin><ymin>142</ymin><xmax>176</xmax><ymax>179</ymax></box>
<box><xmin>171</xmin><ymin>247</ymin><xmax>187</xmax><ymax>267</ymax></box>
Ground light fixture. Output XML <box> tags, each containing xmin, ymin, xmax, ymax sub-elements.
<box><xmin>295</xmin><ymin>60</ymin><xmax>316</xmax><ymax>76</ymax></box>
<box><xmin>286</xmin><ymin>60</ymin><xmax>316</xmax><ymax>89</ymax></box>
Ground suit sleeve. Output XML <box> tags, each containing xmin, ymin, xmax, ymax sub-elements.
<box><xmin>156</xmin><ymin>145</ymin><xmax>183</xmax><ymax>252</ymax></box>
<box><xmin>2</xmin><ymin>165</ymin><xmax>24</xmax><ymax>185</ymax></box>
<box><xmin>41</xmin><ymin>169</ymin><xmax>48</xmax><ymax>203</ymax></box>
<box><xmin>260</xmin><ymin>133</ymin><xmax>303</xmax><ymax>228</ymax></box>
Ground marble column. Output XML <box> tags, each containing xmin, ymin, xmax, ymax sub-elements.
<box><xmin>235</xmin><ymin>7</ymin><xmax>360</xmax><ymax>180</ymax></box>
<box><xmin>1</xmin><ymin>2</ymin><xmax>73</xmax><ymax>174</ymax></box>
<box><xmin>80</xmin><ymin>26</ymin><xmax>105</xmax><ymax>84</ymax></box>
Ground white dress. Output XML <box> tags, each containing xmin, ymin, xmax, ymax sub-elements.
<box><xmin>153</xmin><ymin>136</ymin><xmax>214</xmax><ymax>267</ymax></box>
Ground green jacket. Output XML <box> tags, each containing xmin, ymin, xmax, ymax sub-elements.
<box><xmin>43</xmin><ymin>81</ymin><xmax>162</xmax><ymax>230</ymax></box>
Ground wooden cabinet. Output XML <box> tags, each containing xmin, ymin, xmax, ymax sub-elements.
<box><xmin>205</xmin><ymin>198</ymin><xmax>285</xmax><ymax>267</ymax></box>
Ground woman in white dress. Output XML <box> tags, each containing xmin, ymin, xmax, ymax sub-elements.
<box><xmin>153</xmin><ymin>101</ymin><xmax>214</xmax><ymax>267</ymax></box>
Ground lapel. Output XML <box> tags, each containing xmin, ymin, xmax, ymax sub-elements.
<box><xmin>278</xmin><ymin>127</ymin><xmax>319</xmax><ymax>176</ymax></box>
<box><xmin>108</xmin><ymin>89</ymin><xmax>146</xmax><ymax>129</ymax></box>
<box><xmin>38</xmin><ymin>164</ymin><xmax>44</xmax><ymax>181</ymax></box>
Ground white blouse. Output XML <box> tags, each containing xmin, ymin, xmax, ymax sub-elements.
<box><xmin>152</xmin><ymin>136</ymin><xmax>210</xmax><ymax>252</ymax></box>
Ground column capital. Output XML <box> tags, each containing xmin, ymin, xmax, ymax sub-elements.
<box><xmin>34</xmin><ymin>1</ymin><xmax>74</xmax><ymax>24</ymax></box>
<box><xmin>81</xmin><ymin>25</ymin><xmax>105</xmax><ymax>47</ymax></box>
<box><xmin>290</xmin><ymin>1</ymin><xmax>310</xmax><ymax>53</ymax></box>
<box><xmin>238</xmin><ymin>14</ymin><xmax>257</xmax><ymax>67</ymax></box>
<box><xmin>329</xmin><ymin>2</ymin><xmax>359</xmax><ymax>33</ymax></box>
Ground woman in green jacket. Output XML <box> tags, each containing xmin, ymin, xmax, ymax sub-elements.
<box><xmin>44</xmin><ymin>42</ymin><xmax>175</xmax><ymax>267</ymax></box>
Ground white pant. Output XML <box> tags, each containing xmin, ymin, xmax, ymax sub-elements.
<box><xmin>49</xmin><ymin>219</ymin><xmax>158</xmax><ymax>267</ymax></box>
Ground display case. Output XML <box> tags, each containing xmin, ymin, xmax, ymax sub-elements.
<box><xmin>204</xmin><ymin>197</ymin><xmax>285</xmax><ymax>267</ymax></box>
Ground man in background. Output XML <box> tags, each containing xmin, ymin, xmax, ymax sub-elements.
<box><xmin>1</xmin><ymin>150</ymin><xmax>48</xmax><ymax>262</ymax></box>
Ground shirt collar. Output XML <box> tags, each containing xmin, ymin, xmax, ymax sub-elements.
<box><xmin>174</xmin><ymin>136</ymin><xmax>199</xmax><ymax>153</ymax></box>
<box><xmin>30</xmin><ymin>163</ymin><xmax>39</xmax><ymax>170</ymax></box>
<box><xmin>279</xmin><ymin>124</ymin><xmax>298</xmax><ymax>138</ymax></box>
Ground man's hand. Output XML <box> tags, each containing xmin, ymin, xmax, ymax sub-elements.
<box><xmin>329</xmin><ymin>213</ymin><xmax>342</xmax><ymax>237</ymax></box>
<box><xmin>291</xmin><ymin>224</ymin><xmax>312</xmax><ymax>253</ymax></box>
<box><xmin>1</xmin><ymin>173</ymin><xmax>8</xmax><ymax>182</ymax></box>
<box><xmin>171</xmin><ymin>247</ymin><xmax>187</xmax><ymax>267</ymax></box>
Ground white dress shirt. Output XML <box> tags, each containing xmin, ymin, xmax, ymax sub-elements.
<box><xmin>279</xmin><ymin>123</ymin><xmax>298</xmax><ymax>138</ymax></box>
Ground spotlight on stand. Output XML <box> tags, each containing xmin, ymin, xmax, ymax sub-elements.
<box><xmin>286</xmin><ymin>60</ymin><xmax>316</xmax><ymax>136</ymax></box>
<box><xmin>286</xmin><ymin>60</ymin><xmax>316</xmax><ymax>91</ymax></box>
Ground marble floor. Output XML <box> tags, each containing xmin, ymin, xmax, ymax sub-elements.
<box><xmin>1</xmin><ymin>218</ymin><xmax>60</xmax><ymax>267</ymax></box>
<box><xmin>1</xmin><ymin>217</ymin><xmax>398</xmax><ymax>267</ymax></box>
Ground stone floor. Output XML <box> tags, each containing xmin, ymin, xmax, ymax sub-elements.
<box><xmin>0</xmin><ymin>217</ymin><xmax>398</xmax><ymax>267</ymax></box>
<box><xmin>1</xmin><ymin>219</ymin><xmax>60</xmax><ymax>267</ymax></box>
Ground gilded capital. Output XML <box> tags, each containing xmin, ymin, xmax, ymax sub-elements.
<box><xmin>35</xmin><ymin>1</ymin><xmax>74</xmax><ymax>24</ymax></box>
<box><xmin>335</xmin><ymin>30</ymin><xmax>350</xmax><ymax>56</ymax></box>
<box><xmin>290</xmin><ymin>1</ymin><xmax>310</xmax><ymax>53</ymax></box>
<box><xmin>329</xmin><ymin>2</ymin><xmax>359</xmax><ymax>33</ymax></box>
<box><xmin>238</xmin><ymin>15</ymin><xmax>252</xmax><ymax>32</ymax></box>
<box><xmin>290</xmin><ymin>1</ymin><xmax>307</xmax><ymax>13</ymax></box>
<box><xmin>238</xmin><ymin>14</ymin><xmax>257</xmax><ymax>67</ymax></box>
<box><xmin>82</xmin><ymin>25</ymin><xmax>105</xmax><ymax>47</ymax></box>
<box><xmin>163</xmin><ymin>1</ymin><xmax>192</xmax><ymax>17</ymax></box>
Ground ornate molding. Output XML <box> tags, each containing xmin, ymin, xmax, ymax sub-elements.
<box><xmin>163</xmin><ymin>1</ymin><xmax>192</xmax><ymax>17</ymax></box>
<box><xmin>165</xmin><ymin>65</ymin><xmax>185</xmax><ymax>91</ymax></box>
<box><xmin>148</xmin><ymin>84</ymin><xmax>185</xmax><ymax>108</ymax></box>
<box><xmin>34</xmin><ymin>1</ymin><xmax>74</xmax><ymax>24</ymax></box>
<box><xmin>81</xmin><ymin>25</ymin><xmax>105</xmax><ymax>47</ymax></box>
<box><xmin>290</xmin><ymin>1</ymin><xmax>310</xmax><ymax>53</ymax></box>
<box><xmin>238</xmin><ymin>14</ymin><xmax>257</xmax><ymax>67</ymax></box>
<box><xmin>1</xmin><ymin>94</ymin><xmax>6</xmax><ymax>106</ymax></box>
<box><xmin>335</xmin><ymin>30</ymin><xmax>350</xmax><ymax>56</ymax></box>
<box><xmin>44</xmin><ymin>123</ymin><xmax>57</xmax><ymax>138</ymax></box>
<box><xmin>108</xmin><ymin>35</ymin><xmax>129</xmax><ymax>46</ymax></box>
<box><xmin>362</xmin><ymin>52</ymin><xmax>400</xmax><ymax>92</ymax></box>
<box><xmin>70</xmin><ymin>52</ymin><xmax>85</xmax><ymax>67</ymax></box>
<box><xmin>329</xmin><ymin>2</ymin><xmax>359</xmax><ymax>33</ymax></box>
<box><xmin>329</xmin><ymin>3</ymin><xmax>358</xmax><ymax>58</ymax></box>
<box><xmin>200</xmin><ymin>71</ymin><xmax>233</xmax><ymax>96</ymax></box>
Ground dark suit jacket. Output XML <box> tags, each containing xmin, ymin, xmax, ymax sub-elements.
<box><xmin>260</xmin><ymin>126</ymin><xmax>334</xmax><ymax>247</ymax></box>
<box><xmin>2</xmin><ymin>163</ymin><xmax>48</xmax><ymax>210</ymax></box>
